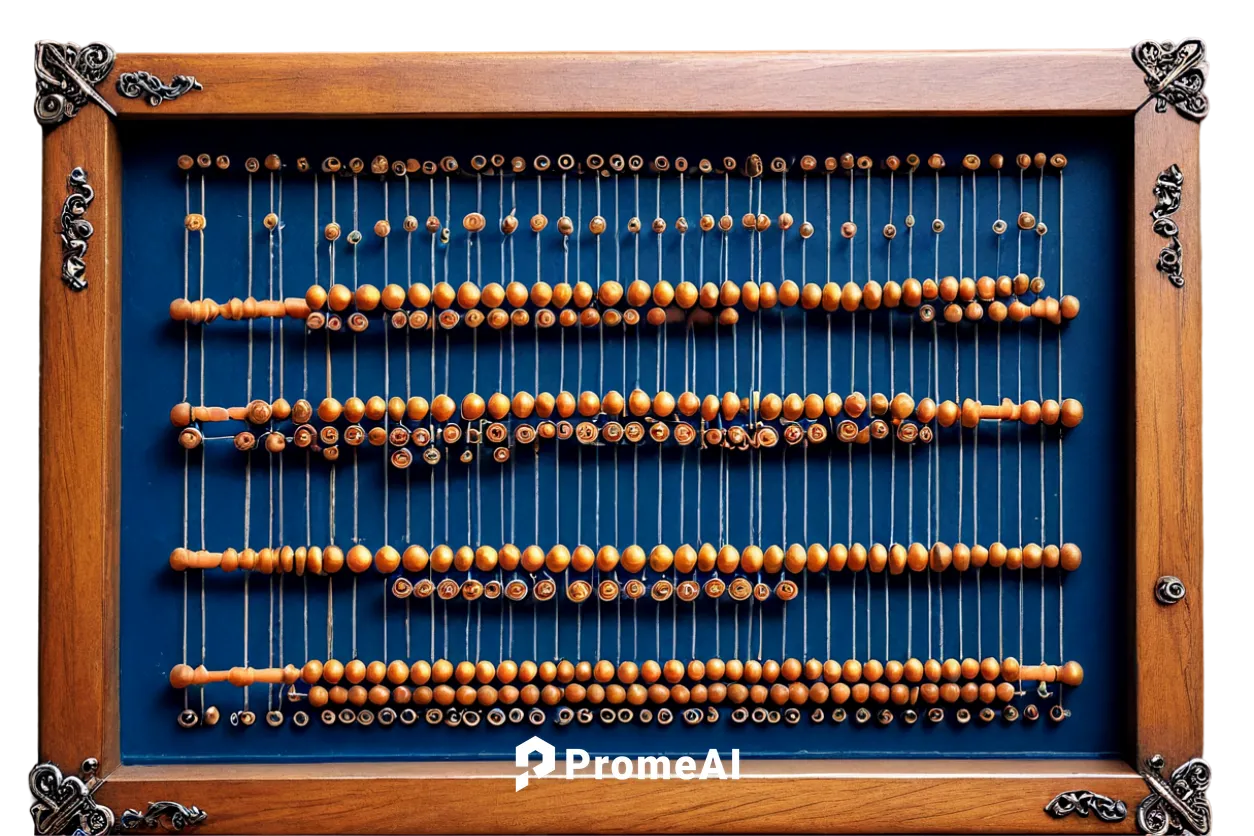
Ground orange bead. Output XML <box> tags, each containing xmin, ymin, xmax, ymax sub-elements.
<box><xmin>346</xmin><ymin>544</ymin><xmax>372</xmax><ymax>573</ymax></box>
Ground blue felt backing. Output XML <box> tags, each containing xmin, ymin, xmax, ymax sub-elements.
<box><xmin>120</xmin><ymin>118</ymin><xmax>1129</xmax><ymax>764</ymax></box>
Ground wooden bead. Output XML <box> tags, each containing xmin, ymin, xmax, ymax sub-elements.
<box><xmin>1060</xmin><ymin>543</ymin><xmax>1082</xmax><ymax>571</ymax></box>
<box><xmin>374</xmin><ymin>545</ymin><xmax>400</xmax><ymax>573</ymax></box>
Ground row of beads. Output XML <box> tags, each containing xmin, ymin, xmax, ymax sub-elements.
<box><xmin>213</xmin><ymin>204</ymin><xmax>1051</xmax><ymax>242</ymax></box>
<box><xmin>182</xmin><ymin>702</ymin><xmax>1059</xmax><ymax>732</ymax></box>
<box><xmin>172</xmin><ymin>391</ymin><xmax>1083</xmax><ymax>429</ymax></box>
<box><xmin>170</xmin><ymin>541</ymin><xmax>1082</xmax><ymax>576</ymax></box>
<box><xmin>190</xmin><ymin>414</ymin><xmax>940</xmax><ymax>459</ymax></box>
<box><xmin>172</xmin><ymin>655</ymin><xmax>1082</xmax><ymax>691</ymax></box>
<box><xmin>169</xmin><ymin>276</ymin><xmax>1079</xmax><ymax>327</ymax></box>
<box><xmin>178</xmin><ymin>151</ymin><xmax>1066</xmax><ymax>178</ymax></box>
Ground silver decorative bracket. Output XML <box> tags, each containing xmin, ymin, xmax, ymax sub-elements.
<box><xmin>60</xmin><ymin>167</ymin><xmax>95</xmax><ymax>291</ymax></box>
<box><xmin>29</xmin><ymin>759</ymin><xmax>113</xmax><ymax>836</ymax></box>
<box><xmin>1138</xmin><ymin>755</ymin><xmax>1211</xmax><ymax>835</ymax></box>
<box><xmin>116</xmin><ymin>71</ymin><xmax>202</xmax><ymax>107</ymax></box>
<box><xmin>1045</xmin><ymin>790</ymin><xmax>1128</xmax><ymax>823</ymax></box>
<box><xmin>30</xmin><ymin>759</ymin><xmax>207</xmax><ymax>835</ymax></box>
<box><xmin>34</xmin><ymin>41</ymin><xmax>116</xmax><ymax>126</ymax></box>
<box><xmin>1151</xmin><ymin>164</ymin><xmax>1185</xmax><ymax>288</ymax></box>
<box><xmin>118</xmin><ymin>801</ymin><xmax>209</xmax><ymax>832</ymax></box>
<box><xmin>1155</xmin><ymin>575</ymin><xmax>1186</xmax><ymax>605</ymax></box>
<box><xmin>1132</xmin><ymin>39</ymin><xmax>1209</xmax><ymax>121</ymax></box>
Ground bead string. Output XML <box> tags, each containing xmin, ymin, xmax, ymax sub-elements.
<box><xmin>198</xmin><ymin>168</ymin><xmax>207</xmax><ymax>718</ymax></box>
<box><xmin>430</xmin><ymin>174</ymin><xmax>439</xmax><ymax>663</ymax></box>
<box><xmin>958</xmin><ymin>171</ymin><xmax>968</xmax><ymax>666</ymax></box>
<box><xmin>866</xmin><ymin>161</ymin><xmax>874</xmax><ymax>662</ymax></box>
<box><xmin>384</xmin><ymin>173</ymin><xmax>393</xmax><ymax>667</ymax></box>
<box><xmin>847</xmin><ymin>166</ymin><xmax>856</xmax><ymax>663</ymax></box>
<box><xmin>406</xmin><ymin>170</ymin><xmax>414</xmax><ymax>661</ymax></box>
<box><xmin>906</xmin><ymin>163</ymin><xmax>914</xmax><ymax>662</ymax></box>
<box><xmin>181</xmin><ymin>168</ymin><xmax>191</xmax><ymax>714</ymax></box>
<box><xmin>276</xmin><ymin>169</ymin><xmax>288</xmax><ymax>709</ymax></box>
<box><xmin>1057</xmin><ymin>165</ymin><xmax>1066</xmax><ymax>713</ymax></box>
<box><xmin>972</xmin><ymin>165</ymin><xmax>981</xmax><ymax>662</ymax></box>
<box><xmin>886</xmin><ymin>163</ymin><xmax>895</xmax><ymax>662</ymax></box>
<box><xmin>1016</xmin><ymin>162</ymin><xmax>1026</xmax><ymax>700</ymax></box>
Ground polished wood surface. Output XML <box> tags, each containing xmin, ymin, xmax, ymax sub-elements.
<box><xmin>1132</xmin><ymin>107</ymin><xmax>1204</xmax><ymax>769</ymax></box>
<box><xmin>98</xmin><ymin>760</ymin><xmax>1142</xmax><ymax>834</ymax></box>
<box><xmin>102</xmin><ymin>51</ymin><xmax>1148</xmax><ymax>119</ymax></box>
<box><xmin>39</xmin><ymin>105</ymin><xmax>123</xmax><ymax>773</ymax></box>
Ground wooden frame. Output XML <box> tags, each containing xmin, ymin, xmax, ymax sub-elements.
<box><xmin>35</xmin><ymin>46</ymin><xmax>1205</xmax><ymax>834</ymax></box>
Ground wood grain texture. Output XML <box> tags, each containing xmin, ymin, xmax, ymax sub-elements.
<box><xmin>39</xmin><ymin>106</ymin><xmax>123</xmax><ymax>772</ymax></box>
<box><xmin>103</xmin><ymin>51</ymin><xmax>1148</xmax><ymax>119</ymax></box>
<box><xmin>97</xmin><ymin>760</ymin><xmax>1142</xmax><ymax>834</ymax></box>
<box><xmin>1133</xmin><ymin>107</ymin><xmax>1203</xmax><ymax>769</ymax></box>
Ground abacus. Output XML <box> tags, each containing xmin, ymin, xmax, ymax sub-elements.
<box><xmin>34</xmin><ymin>44</ymin><xmax>1208</xmax><ymax>835</ymax></box>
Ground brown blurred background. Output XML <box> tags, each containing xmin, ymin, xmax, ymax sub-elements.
<box><xmin>4</xmin><ymin>3</ymin><xmax>1248</xmax><ymax>832</ymax></box>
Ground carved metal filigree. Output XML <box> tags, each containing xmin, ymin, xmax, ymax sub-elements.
<box><xmin>33</xmin><ymin>41</ymin><xmax>116</xmax><ymax>126</ymax></box>
<box><xmin>1151</xmin><ymin>164</ymin><xmax>1185</xmax><ymax>288</ymax></box>
<box><xmin>1138</xmin><ymin>755</ymin><xmax>1211</xmax><ymax>835</ymax></box>
<box><xmin>1045</xmin><ymin>790</ymin><xmax>1128</xmax><ymax>822</ymax></box>
<box><xmin>60</xmin><ymin>167</ymin><xmax>95</xmax><ymax>291</ymax></box>
<box><xmin>1155</xmin><ymin>575</ymin><xmax>1187</xmax><ymax>605</ymax></box>
<box><xmin>30</xmin><ymin>759</ymin><xmax>208</xmax><ymax>835</ymax></box>
<box><xmin>118</xmin><ymin>801</ymin><xmax>209</xmax><ymax>832</ymax></box>
<box><xmin>116</xmin><ymin>71</ymin><xmax>202</xmax><ymax>107</ymax></box>
<box><xmin>1132</xmin><ymin>39</ymin><xmax>1208</xmax><ymax>121</ymax></box>
<box><xmin>29</xmin><ymin>760</ymin><xmax>114</xmax><ymax>836</ymax></box>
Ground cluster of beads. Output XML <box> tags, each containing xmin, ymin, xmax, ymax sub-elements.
<box><xmin>170</xmin><ymin>656</ymin><xmax>1083</xmax><ymax>713</ymax></box>
<box><xmin>170</xmin><ymin>390</ymin><xmax>1083</xmax><ymax>460</ymax></box>
<box><xmin>170</xmin><ymin>540</ymin><xmax>1081</xmax><ymax>584</ymax></box>
<box><xmin>170</xmin><ymin>274</ymin><xmax>1079</xmax><ymax>331</ymax></box>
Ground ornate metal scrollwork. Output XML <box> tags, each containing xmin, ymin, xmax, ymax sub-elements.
<box><xmin>1132</xmin><ymin>39</ymin><xmax>1209</xmax><ymax>121</ymax></box>
<box><xmin>29</xmin><ymin>760</ymin><xmax>114</xmax><ymax>836</ymax></box>
<box><xmin>1045</xmin><ymin>790</ymin><xmax>1128</xmax><ymax>822</ymax></box>
<box><xmin>1155</xmin><ymin>575</ymin><xmax>1186</xmax><ymax>605</ymax></box>
<box><xmin>118</xmin><ymin>801</ymin><xmax>209</xmax><ymax>832</ymax></box>
<box><xmin>116</xmin><ymin>71</ymin><xmax>202</xmax><ymax>107</ymax></box>
<box><xmin>1151</xmin><ymin>164</ymin><xmax>1185</xmax><ymax>288</ymax></box>
<box><xmin>33</xmin><ymin>41</ymin><xmax>116</xmax><ymax>126</ymax></box>
<box><xmin>60</xmin><ymin>167</ymin><xmax>95</xmax><ymax>291</ymax></box>
<box><xmin>1137</xmin><ymin>755</ymin><xmax>1211</xmax><ymax>835</ymax></box>
<box><xmin>30</xmin><ymin>759</ymin><xmax>208</xmax><ymax>835</ymax></box>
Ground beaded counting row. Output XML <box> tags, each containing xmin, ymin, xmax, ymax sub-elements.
<box><xmin>172</xmin><ymin>390</ymin><xmax>1084</xmax><ymax>429</ymax></box>
<box><xmin>168</xmin><ymin>656</ymin><xmax>1082</xmax><ymax>730</ymax></box>
<box><xmin>170</xmin><ymin>274</ymin><xmax>1079</xmax><ymax>331</ymax></box>
<box><xmin>169</xmin><ymin>390</ymin><xmax>1084</xmax><ymax>458</ymax></box>
<box><xmin>169</xmin><ymin>540</ymin><xmax>1082</xmax><ymax>582</ymax></box>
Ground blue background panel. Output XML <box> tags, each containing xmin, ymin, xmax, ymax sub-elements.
<box><xmin>120</xmin><ymin>118</ymin><xmax>1129</xmax><ymax>764</ymax></box>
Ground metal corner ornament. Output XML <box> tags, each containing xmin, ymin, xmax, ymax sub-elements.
<box><xmin>1132</xmin><ymin>39</ymin><xmax>1208</xmax><ymax>121</ymax></box>
<box><xmin>30</xmin><ymin>759</ymin><xmax>207</xmax><ymax>835</ymax></box>
<box><xmin>1045</xmin><ymin>790</ymin><xmax>1128</xmax><ymax>823</ymax></box>
<box><xmin>60</xmin><ymin>167</ymin><xmax>95</xmax><ymax>292</ymax></box>
<box><xmin>116</xmin><ymin>71</ymin><xmax>202</xmax><ymax>107</ymax></box>
<box><xmin>1137</xmin><ymin>755</ymin><xmax>1211</xmax><ymax>835</ymax></box>
<box><xmin>34</xmin><ymin>41</ymin><xmax>117</xmax><ymax>126</ymax></box>
<box><xmin>30</xmin><ymin>760</ymin><xmax>113</xmax><ymax>836</ymax></box>
<box><xmin>1151</xmin><ymin>164</ymin><xmax>1185</xmax><ymax>288</ymax></box>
